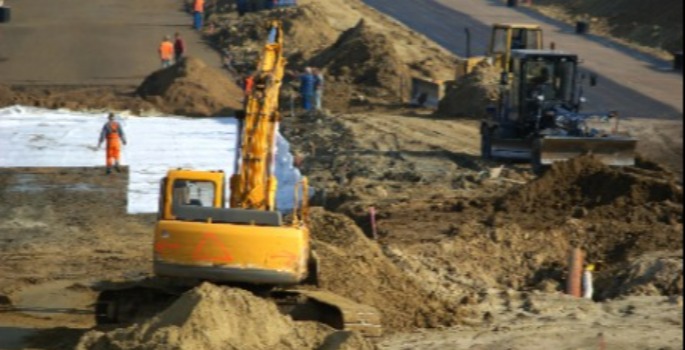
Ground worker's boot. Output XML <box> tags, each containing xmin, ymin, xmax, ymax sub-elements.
<box><xmin>105</xmin><ymin>167</ymin><xmax>112</xmax><ymax>175</ymax></box>
<box><xmin>114</xmin><ymin>162</ymin><xmax>121</xmax><ymax>173</ymax></box>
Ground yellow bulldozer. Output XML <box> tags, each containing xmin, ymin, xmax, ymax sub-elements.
<box><xmin>411</xmin><ymin>23</ymin><xmax>543</xmax><ymax>108</ymax></box>
<box><xmin>95</xmin><ymin>20</ymin><xmax>381</xmax><ymax>337</ymax></box>
<box><xmin>457</xmin><ymin>23</ymin><xmax>544</xmax><ymax>78</ymax></box>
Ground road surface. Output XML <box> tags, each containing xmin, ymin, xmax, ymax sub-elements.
<box><xmin>0</xmin><ymin>0</ymin><xmax>223</xmax><ymax>85</ymax></box>
<box><xmin>363</xmin><ymin>0</ymin><xmax>683</xmax><ymax>119</ymax></box>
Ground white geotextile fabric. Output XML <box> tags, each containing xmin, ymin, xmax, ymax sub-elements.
<box><xmin>0</xmin><ymin>106</ymin><xmax>304</xmax><ymax>214</ymax></box>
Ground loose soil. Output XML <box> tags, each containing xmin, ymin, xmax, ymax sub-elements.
<box><xmin>0</xmin><ymin>0</ymin><xmax>682</xmax><ymax>349</ymax></box>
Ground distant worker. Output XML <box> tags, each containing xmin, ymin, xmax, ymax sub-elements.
<box><xmin>159</xmin><ymin>35</ymin><xmax>174</xmax><ymax>68</ymax></box>
<box><xmin>173</xmin><ymin>32</ymin><xmax>186</xmax><ymax>63</ymax></box>
<box><xmin>312</xmin><ymin>67</ymin><xmax>324</xmax><ymax>111</ymax></box>
<box><xmin>97</xmin><ymin>113</ymin><xmax>127</xmax><ymax>175</ymax></box>
<box><xmin>193</xmin><ymin>0</ymin><xmax>205</xmax><ymax>30</ymax></box>
<box><xmin>299</xmin><ymin>67</ymin><xmax>316</xmax><ymax>112</ymax></box>
<box><xmin>242</xmin><ymin>73</ymin><xmax>255</xmax><ymax>107</ymax></box>
<box><xmin>236</xmin><ymin>0</ymin><xmax>247</xmax><ymax>16</ymax></box>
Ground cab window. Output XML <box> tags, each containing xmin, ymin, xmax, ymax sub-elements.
<box><xmin>172</xmin><ymin>180</ymin><xmax>215</xmax><ymax>208</ymax></box>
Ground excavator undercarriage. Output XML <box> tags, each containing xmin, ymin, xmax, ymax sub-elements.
<box><xmin>95</xmin><ymin>279</ymin><xmax>382</xmax><ymax>337</ymax></box>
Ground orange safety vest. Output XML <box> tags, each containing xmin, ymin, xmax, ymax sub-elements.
<box><xmin>107</xmin><ymin>122</ymin><xmax>121</xmax><ymax>140</ymax></box>
<box><xmin>159</xmin><ymin>41</ymin><xmax>174</xmax><ymax>60</ymax></box>
<box><xmin>194</xmin><ymin>0</ymin><xmax>205</xmax><ymax>12</ymax></box>
<box><xmin>245</xmin><ymin>76</ymin><xmax>254</xmax><ymax>94</ymax></box>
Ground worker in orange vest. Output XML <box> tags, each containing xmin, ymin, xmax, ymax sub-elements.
<box><xmin>159</xmin><ymin>35</ymin><xmax>174</xmax><ymax>68</ymax></box>
<box><xmin>193</xmin><ymin>0</ymin><xmax>205</xmax><ymax>30</ymax></box>
<box><xmin>97</xmin><ymin>113</ymin><xmax>128</xmax><ymax>175</ymax></box>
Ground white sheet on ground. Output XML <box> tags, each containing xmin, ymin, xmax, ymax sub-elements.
<box><xmin>0</xmin><ymin>106</ymin><xmax>305</xmax><ymax>214</ymax></box>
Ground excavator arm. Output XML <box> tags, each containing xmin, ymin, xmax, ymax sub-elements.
<box><xmin>230</xmin><ymin>20</ymin><xmax>286</xmax><ymax>211</ymax></box>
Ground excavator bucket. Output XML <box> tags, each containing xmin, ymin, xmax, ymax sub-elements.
<box><xmin>536</xmin><ymin>136</ymin><xmax>638</xmax><ymax>166</ymax></box>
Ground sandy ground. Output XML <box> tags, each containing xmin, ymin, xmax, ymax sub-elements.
<box><xmin>0</xmin><ymin>0</ymin><xmax>682</xmax><ymax>349</ymax></box>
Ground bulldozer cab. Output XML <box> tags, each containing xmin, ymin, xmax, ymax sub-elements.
<box><xmin>508</xmin><ymin>50</ymin><xmax>578</xmax><ymax>124</ymax></box>
<box><xmin>488</xmin><ymin>24</ymin><xmax>543</xmax><ymax>72</ymax></box>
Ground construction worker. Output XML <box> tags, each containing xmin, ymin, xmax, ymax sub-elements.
<box><xmin>312</xmin><ymin>67</ymin><xmax>324</xmax><ymax>111</ymax></box>
<box><xmin>97</xmin><ymin>113</ymin><xmax>127</xmax><ymax>175</ymax></box>
<box><xmin>173</xmin><ymin>32</ymin><xmax>186</xmax><ymax>63</ymax></box>
<box><xmin>299</xmin><ymin>67</ymin><xmax>316</xmax><ymax>112</ymax></box>
<box><xmin>582</xmin><ymin>264</ymin><xmax>595</xmax><ymax>299</ymax></box>
<box><xmin>159</xmin><ymin>35</ymin><xmax>174</xmax><ymax>68</ymax></box>
<box><xmin>193</xmin><ymin>0</ymin><xmax>205</xmax><ymax>30</ymax></box>
<box><xmin>236</xmin><ymin>0</ymin><xmax>247</xmax><ymax>16</ymax></box>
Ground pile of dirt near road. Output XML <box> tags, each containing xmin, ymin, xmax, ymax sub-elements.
<box><xmin>206</xmin><ymin>0</ymin><xmax>457</xmax><ymax>111</ymax></box>
<box><xmin>309</xmin><ymin>208</ymin><xmax>464</xmax><ymax>331</ymax></box>
<box><xmin>208</xmin><ymin>3</ymin><xmax>339</xmax><ymax>67</ymax></box>
<box><xmin>77</xmin><ymin>283</ymin><xmax>373</xmax><ymax>350</ymax></box>
<box><xmin>308</xmin><ymin>19</ymin><xmax>411</xmax><ymax>105</ymax></box>
<box><xmin>135</xmin><ymin>57</ymin><xmax>243</xmax><ymax>117</ymax></box>
<box><xmin>437</xmin><ymin>62</ymin><xmax>501</xmax><ymax>118</ymax></box>
<box><xmin>532</xmin><ymin>0</ymin><xmax>682</xmax><ymax>56</ymax></box>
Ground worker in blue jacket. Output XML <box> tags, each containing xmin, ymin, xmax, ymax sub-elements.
<box><xmin>236</xmin><ymin>0</ymin><xmax>247</xmax><ymax>16</ymax></box>
<box><xmin>299</xmin><ymin>67</ymin><xmax>316</xmax><ymax>112</ymax></box>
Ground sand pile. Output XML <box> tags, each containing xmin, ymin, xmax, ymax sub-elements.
<box><xmin>308</xmin><ymin>19</ymin><xmax>411</xmax><ymax>103</ymax></box>
<box><xmin>207</xmin><ymin>0</ymin><xmax>458</xmax><ymax>111</ymax></box>
<box><xmin>370</xmin><ymin>155</ymin><xmax>682</xmax><ymax>296</ymax></box>
<box><xmin>77</xmin><ymin>283</ymin><xmax>373</xmax><ymax>350</ymax></box>
<box><xmin>490</xmin><ymin>155</ymin><xmax>682</xmax><ymax>265</ymax></box>
<box><xmin>495</xmin><ymin>155</ymin><xmax>683</xmax><ymax>228</ymax></box>
<box><xmin>135</xmin><ymin>57</ymin><xmax>242</xmax><ymax>117</ymax></box>
<box><xmin>597</xmin><ymin>250</ymin><xmax>683</xmax><ymax>300</ymax></box>
<box><xmin>309</xmin><ymin>208</ymin><xmax>463</xmax><ymax>331</ymax></box>
<box><xmin>209</xmin><ymin>3</ymin><xmax>339</xmax><ymax>68</ymax></box>
<box><xmin>533</xmin><ymin>0</ymin><xmax>682</xmax><ymax>54</ymax></box>
<box><xmin>437</xmin><ymin>62</ymin><xmax>501</xmax><ymax>118</ymax></box>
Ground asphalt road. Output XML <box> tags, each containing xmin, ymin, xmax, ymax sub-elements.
<box><xmin>363</xmin><ymin>0</ymin><xmax>683</xmax><ymax>119</ymax></box>
<box><xmin>0</xmin><ymin>0</ymin><xmax>223</xmax><ymax>85</ymax></box>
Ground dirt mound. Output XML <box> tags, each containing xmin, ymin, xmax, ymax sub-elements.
<box><xmin>309</xmin><ymin>208</ymin><xmax>464</xmax><ymax>332</ymax></box>
<box><xmin>135</xmin><ymin>57</ymin><xmax>242</xmax><ymax>117</ymax></box>
<box><xmin>308</xmin><ymin>19</ymin><xmax>410</xmax><ymax>102</ymax></box>
<box><xmin>77</xmin><ymin>283</ymin><xmax>372</xmax><ymax>350</ymax></box>
<box><xmin>437</xmin><ymin>62</ymin><xmax>500</xmax><ymax>118</ymax></box>
<box><xmin>597</xmin><ymin>250</ymin><xmax>683</xmax><ymax>300</ymax></box>
<box><xmin>209</xmin><ymin>3</ymin><xmax>339</xmax><ymax>66</ymax></box>
<box><xmin>495</xmin><ymin>155</ymin><xmax>682</xmax><ymax>228</ymax></box>
<box><xmin>533</xmin><ymin>0</ymin><xmax>682</xmax><ymax>54</ymax></box>
<box><xmin>207</xmin><ymin>0</ymin><xmax>457</xmax><ymax>111</ymax></box>
<box><xmin>0</xmin><ymin>85</ymin><xmax>159</xmax><ymax>114</ymax></box>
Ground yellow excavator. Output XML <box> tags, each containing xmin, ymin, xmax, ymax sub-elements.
<box><xmin>95</xmin><ymin>21</ymin><xmax>381</xmax><ymax>337</ymax></box>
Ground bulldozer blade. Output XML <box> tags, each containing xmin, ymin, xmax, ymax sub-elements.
<box><xmin>537</xmin><ymin>136</ymin><xmax>637</xmax><ymax>166</ymax></box>
<box><xmin>491</xmin><ymin>138</ymin><xmax>533</xmax><ymax>160</ymax></box>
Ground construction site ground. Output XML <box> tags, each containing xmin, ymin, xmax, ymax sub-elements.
<box><xmin>0</xmin><ymin>0</ymin><xmax>682</xmax><ymax>349</ymax></box>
